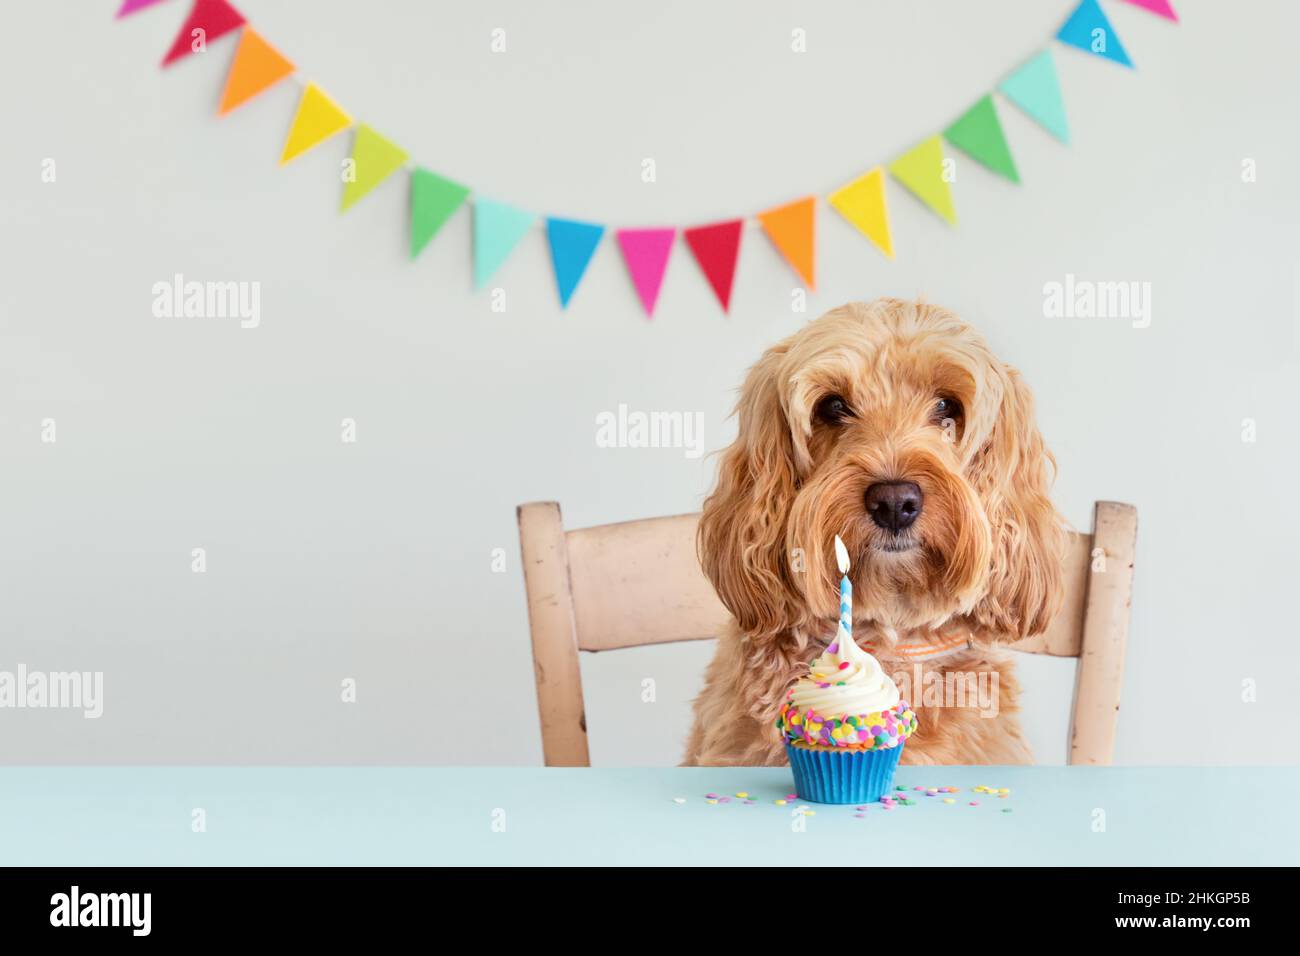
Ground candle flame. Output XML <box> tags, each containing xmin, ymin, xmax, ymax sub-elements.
<box><xmin>834</xmin><ymin>535</ymin><xmax>850</xmax><ymax>574</ymax></box>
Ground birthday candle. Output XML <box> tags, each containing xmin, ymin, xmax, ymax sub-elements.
<box><xmin>834</xmin><ymin>535</ymin><xmax>852</xmax><ymax>642</ymax></box>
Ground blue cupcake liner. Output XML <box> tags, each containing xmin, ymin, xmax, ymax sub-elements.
<box><xmin>785</xmin><ymin>740</ymin><xmax>904</xmax><ymax>804</ymax></box>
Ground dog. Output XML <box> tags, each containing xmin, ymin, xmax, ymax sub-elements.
<box><xmin>684</xmin><ymin>299</ymin><xmax>1066</xmax><ymax>766</ymax></box>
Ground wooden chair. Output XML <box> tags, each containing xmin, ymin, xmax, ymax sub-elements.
<box><xmin>518</xmin><ymin>500</ymin><xmax>1136</xmax><ymax>768</ymax></box>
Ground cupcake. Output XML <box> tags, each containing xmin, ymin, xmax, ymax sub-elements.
<box><xmin>777</xmin><ymin>635</ymin><xmax>916</xmax><ymax>803</ymax></box>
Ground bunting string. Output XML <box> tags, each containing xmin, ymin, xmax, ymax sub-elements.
<box><xmin>118</xmin><ymin>0</ymin><xmax>1179</xmax><ymax>316</ymax></box>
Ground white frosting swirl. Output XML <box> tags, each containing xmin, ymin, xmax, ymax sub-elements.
<box><xmin>789</xmin><ymin>623</ymin><xmax>900</xmax><ymax>717</ymax></box>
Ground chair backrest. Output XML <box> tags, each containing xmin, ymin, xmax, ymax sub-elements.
<box><xmin>518</xmin><ymin>500</ymin><xmax>1136</xmax><ymax>768</ymax></box>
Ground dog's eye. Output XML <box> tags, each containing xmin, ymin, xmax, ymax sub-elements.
<box><xmin>814</xmin><ymin>394</ymin><xmax>851</xmax><ymax>424</ymax></box>
<box><xmin>932</xmin><ymin>396</ymin><xmax>963</xmax><ymax>423</ymax></box>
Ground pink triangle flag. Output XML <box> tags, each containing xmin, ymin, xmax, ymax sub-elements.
<box><xmin>117</xmin><ymin>0</ymin><xmax>170</xmax><ymax>15</ymax></box>
<box><xmin>616</xmin><ymin>228</ymin><xmax>675</xmax><ymax>318</ymax></box>
<box><xmin>1118</xmin><ymin>0</ymin><xmax>1178</xmax><ymax>21</ymax></box>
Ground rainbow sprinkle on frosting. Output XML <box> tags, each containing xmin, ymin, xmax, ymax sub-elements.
<box><xmin>776</xmin><ymin>694</ymin><xmax>917</xmax><ymax>751</ymax></box>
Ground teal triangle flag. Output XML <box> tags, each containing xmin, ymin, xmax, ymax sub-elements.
<box><xmin>411</xmin><ymin>169</ymin><xmax>470</xmax><ymax>260</ymax></box>
<box><xmin>943</xmin><ymin>95</ymin><xmax>1020</xmax><ymax>183</ymax></box>
<box><xmin>473</xmin><ymin>198</ymin><xmax>534</xmax><ymax>289</ymax></box>
<box><xmin>1056</xmin><ymin>0</ymin><xmax>1133</xmax><ymax>68</ymax></box>
<box><xmin>545</xmin><ymin>218</ymin><xmax>605</xmax><ymax>307</ymax></box>
<box><xmin>1000</xmin><ymin>50</ymin><xmax>1069</xmax><ymax>144</ymax></box>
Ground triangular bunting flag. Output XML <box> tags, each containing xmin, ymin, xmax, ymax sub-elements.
<box><xmin>999</xmin><ymin>50</ymin><xmax>1069</xmax><ymax>144</ymax></box>
<box><xmin>943</xmin><ymin>95</ymin><xmax>1020</xmax><ymax>183</ymax></box>
<box><xmin>117</xmin><ymin>0</ymin><xmax>169</xmax><ymax>16</ymax></box>
<box><xmin>887</xmin><ymin>136</ymin><xmax>957</xmax><ymax>225</ymax></box>
<box><xmin>341</xmin><ymin>125</ymin><xmax>409</xmax><ymax>211</ymax></box>
<box><xmin>218</xmin><ymin>27</ymin><xmax>294</xmax><ymax>115</ymax></box>
<box><xmin>683</xmin><ymin>220</ymin><xmax>743</xmax><ymax>313</ymax></box>
<box><xmin>546</xmin><ymin>218</ymin><xmax>605</xmax><ymax>308</ymax></box>
<box><xmin>1056</xmin><ymin>0</ymin><xmax>1134</xmax><ymax>67</ymax></box>
<box><xmin>473</xmin><ymin>198</ymin><xmax>534</xmax><ymax>289</ymax></box>
<box><xmin>410</xmin><ymin>169</ymin><xmax>470</xmax><ymax>260</ymax></box>
<box><xmin>161</xmin><ymin>0</ymin><xmax>245</xmax><ymax>67</ymax></box>
<box><xmin>828</xmin><ymin>168</ymin><xmax>894</xmax><ymax>260</ymax></box>
<box><xmin>1119</xmin><ymin>0</ymin><xmax>1178</xmax><ymax>22</ymax></box>
<box><xmin>279</xmin><ymin>83</ymin><xmax>352</xmax><ymax>164</ymax></box>
<box><xmin>616</xmin><ymin>228</ymin><xmax>675</xmax><ymax>318</ymax></box>
<box><xmin>757</xmin><ymin>197</ymin><xmax>816</xmax><ymax>289</ymax></box>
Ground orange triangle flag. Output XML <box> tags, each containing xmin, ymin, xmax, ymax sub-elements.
<box><xmin>757</xmin><ymin>196</ymin><xmax>816</xmax><ymax>289</ymax></box>
<box><xmin>219</xmin><ymin>28</ymin><xmax>295</xmax><ymax>115</ymax></box>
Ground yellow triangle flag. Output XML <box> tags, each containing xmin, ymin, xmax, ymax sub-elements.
<box><xmin>887</xmin><ymin>135</ymin><xmax>957</xmax><ymax>226</ymax></box>
<box><xmin>280</xmin><ymin>83</ymin><xmax>352</xmax><ymax>164</ymax></box>
<box><xmin>828</xmin><ymin>168</ymin><xmax>894</xmax><ymax>260</ymax></box>
<box><xmin>341</xmin><ymin>125</ymin><xmax>410</xmax><ymax>211</ymax></box>
<box><xmin>219</xmin><ymin>28</ymin><xmax>295</xmax><ymax>116</ymax></box>
<box><xmin>757</xmin><ymin>197</ymin><xmax>816</xmax><ymax>289</ymax></box>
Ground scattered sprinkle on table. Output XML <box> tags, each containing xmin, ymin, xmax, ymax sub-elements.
<box><xmin>693</xmin><ymin>784</ymin><xmax>1014</xmax><ymax>815</ymax></box>
<box><xmin>673</xmin><ymin>797</ymin><xmax>686</xmax><ymax>805</ymax></box>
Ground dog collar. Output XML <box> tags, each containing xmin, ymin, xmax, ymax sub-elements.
<box><xmin>891</xmin><ymin>631</ymin><xmax>973</xmax><ymax>661</ymax></box>
<box><xmin>859</xmin><ymin>628</ymin><xmax>974</xmax><ymax>662</ymax></box>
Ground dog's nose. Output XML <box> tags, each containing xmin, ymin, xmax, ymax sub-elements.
<box><xmin>865</xmin><ymin>481</ymin><xmax>923</xmax><ymax>533</ymax></box>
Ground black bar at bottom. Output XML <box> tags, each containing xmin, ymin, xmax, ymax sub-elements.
<box><xmin>0</xmin><ymin>866</ymin><xmax>1283</xmax><ymax>940</ymax></box>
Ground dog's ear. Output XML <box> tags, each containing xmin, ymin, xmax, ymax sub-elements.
<box><xmin>964</xmin><ymin>365</ymin><xmax>1066</xmax><ymax>640</ymax></box>
<box><xmin>698</xmin><ymin>346</ymin><xmax>802</xmax><ymax>637</ymax></box>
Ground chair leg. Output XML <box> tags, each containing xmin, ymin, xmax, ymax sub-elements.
<box><xmin>518</xmin><ymin>502</ymin><xmax>591</xmax><ymax>767</ymax></box>
<box><xmin>1068</xmin><ymin>501</ymin><xmax>1137</xmax><ymax>765</ymax></box>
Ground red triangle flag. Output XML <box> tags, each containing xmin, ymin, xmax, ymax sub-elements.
<box><xmin>683</xmin><ymin>220</ymin><xmax>743</xmax><ymax>312</ymax></box>
<box><xmin>162</xmin><ymin>0</ymin><xmax>246</xmax><ymax>67</ymax></box>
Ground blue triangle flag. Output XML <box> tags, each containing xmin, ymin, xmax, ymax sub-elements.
<box><xmin>473</xmin><ymin>198</ymin><xmax>535</xmax><ymax>289</ymax></box>
<box><xmin>1000</xmin><ymin>50</ymin><xmax>1070</xmax><ymax>144</ymax></box>
<box><xmin>1056</xmin><ymin>0</ymin><xmax>1133</xmax><ymax>67</ymax></box>
<box><xmin>545</xmin><ymin>218</ymin><xmax>605</xmax><ymax>307</ymax></box>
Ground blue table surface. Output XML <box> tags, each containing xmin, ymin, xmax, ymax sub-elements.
<box><xmin>0</xmin><ymin>766</ymin><xmax>1295</xmax><ymax>866</ymax></box>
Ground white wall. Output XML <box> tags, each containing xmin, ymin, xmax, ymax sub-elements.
<box><xmin>2</xmin><ymin>1</ymin><xmax>1297</xmax><ymax>765</ymax></box>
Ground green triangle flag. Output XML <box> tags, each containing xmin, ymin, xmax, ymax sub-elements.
<box><xmin>410</xmin><ymin>169</ymin><xmax>470</xmax><ymax>260</ymax></box>
<box><xmin>887</xmin><ymin>135</ymin><xmax>957</xmax><ymax>225</ymax></box>
<box><xmin>943</xmin><ymin>95</ymin><xmax>1020</xmax><ymax>183</ymax></box>
<box><xmin>341</xmin><ymin>125</ymin><xmax>410</xmax><ymax>212</ymax></box>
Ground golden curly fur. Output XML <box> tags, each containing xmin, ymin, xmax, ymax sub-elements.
<box><xmin>685</xmin><ymin>299</ymin><xmax>1066</xmax><ymax>766</ymax></box>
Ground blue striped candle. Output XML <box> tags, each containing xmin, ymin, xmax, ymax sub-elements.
<box><xmin>834</xmin><ymin>535</ymin><xmax>852</xmax><ymax>642</ymax></box>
